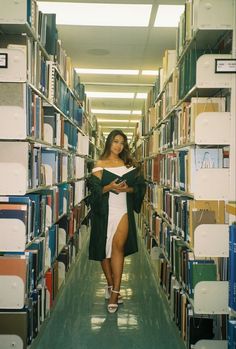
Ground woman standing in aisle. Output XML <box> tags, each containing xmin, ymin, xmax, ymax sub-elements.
<box><xmin>87</xmin><ymin>129</ymin><xmax>146</xmax><ymax>313</ymax></box>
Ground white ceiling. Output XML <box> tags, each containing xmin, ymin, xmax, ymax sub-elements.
<box><xmin>39</xmin><ymin>0</ymin><xmax>185</xmax><ymax>136</ymax></box>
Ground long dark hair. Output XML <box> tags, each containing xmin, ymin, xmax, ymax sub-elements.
<box><xmin>100</xmin><ymin>129</ymin><xmax>135</xmax><ymax>167</ymax></box>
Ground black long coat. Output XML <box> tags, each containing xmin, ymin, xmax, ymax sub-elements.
<box><xmin>87</xmin><ymin>167</ymin><xmax>146</xmax><ymax>261</ymax></box>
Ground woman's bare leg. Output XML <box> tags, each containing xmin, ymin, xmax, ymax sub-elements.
<box><xmin>109</xmin><ymin>214</ymin><xmax>128</xmax><ymax>305</ymax></box>
<box><xmin>101</xmin><ymin>258</ymin><xmax>113</xmax><ymax>287</ymax></box>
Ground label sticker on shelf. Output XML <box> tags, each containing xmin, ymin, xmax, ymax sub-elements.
<box><xmin>0</xmin><ymin>53</ymin><xmax>8</xmax><ymax>68</ymax></box>
<box><xmin>215</xmin><ymin>59</ymin><xmax>236</xmax><ymax>73</ymax></box>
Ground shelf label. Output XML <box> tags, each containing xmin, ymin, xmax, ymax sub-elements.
<box><xmin>0</xmin><ymin>53</ymin><xmax>8</xmax><ymax>68</ymax></box>
<box><xmin>215</xmin><ymin>58</ymin><xmax>236</xmax><ymax>73</ymax></box>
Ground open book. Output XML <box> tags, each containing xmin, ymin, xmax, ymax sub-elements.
<box><xmin>102</xmin><ymin>168</ymin><xmax>138</xmax><ymax>194</ymax></box>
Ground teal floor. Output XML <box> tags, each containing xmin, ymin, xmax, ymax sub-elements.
<box><xmin>31</xmin><ymin>234</ymin><xmax>185</xmax><ymax>349</ymax></box>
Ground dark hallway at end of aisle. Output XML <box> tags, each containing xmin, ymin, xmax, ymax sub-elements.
<box><xmin>31</xmin><ymin>232</ymin><xmax>185</xmax><ymax>349</ymax></box>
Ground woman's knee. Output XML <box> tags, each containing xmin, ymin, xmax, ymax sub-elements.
<box><xmin>112</xmin><ymin>235</ymin><xmax>125</xmax><ymax>252</ymax></box>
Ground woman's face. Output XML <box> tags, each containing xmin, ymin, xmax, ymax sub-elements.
<box><xmin>110</xmin><ymin>134</ymin><xmax>125</xmax><ymax>156</ymax></box>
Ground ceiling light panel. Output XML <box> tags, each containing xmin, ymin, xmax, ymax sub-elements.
<box><xmin>75</xmin><ymin>68</ymin><xmax>139</xmax><ymax>75</ymax></box>
<box><xmin>131</xmin><ymin>110</ymin><xmax>142</xmax><ymax>115</ymax></box>
<box><xmin>102</xmin><ymin>126</ymin><xmax>136</xmax><ymax>129</ymax></box>
<box><xmin>136</xmin><ymin>93</ymin><xmax>148</xmax><ymax>99</ymax></box>
<box><xmin>103</xmin><ymin>131</ymin><xmax>133</xmax><ymax>134</ymax></box>
<box><xmin>97</xmin><ymin>119</ymin><xmax>139</xmax><ymax>123</ymax></box>
<box><xmin>142</xmin><ymin>70</ymin><xmax>159</xmax><ymax>76</ymax></box>
<box><xmin>38</xmin><ymin>2</ymin><xmax>152</xmax><ymax>27</ymax></box>
<box><xmin>91</xmin><ymin>109</ymin><xmax>132</xmax><ymax>114</ymax></box>
<box><xmin>86</xmin><ymin>92</ymin><xmax>135</xmax><ymax>98</ymax></box>
<box><xmin>154</xmin><ymin>5</ymin><xmax>185</xmax><ymax>27</ymax></box>
<box><xmin>92</xmin><ymin>109</ymin><xmax>142</xmax><ymax>115</ymax></box>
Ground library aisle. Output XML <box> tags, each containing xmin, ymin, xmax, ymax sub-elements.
<box><xmin>31</xmin><ymin>234</ymin><xmax>185</xmax><ymax>349</ymax></box>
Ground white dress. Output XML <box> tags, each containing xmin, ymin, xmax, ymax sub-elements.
<box><xmin>92</xmin><ymin>165</ymin><xmax>135</xmax><ymax>258</ymax></box>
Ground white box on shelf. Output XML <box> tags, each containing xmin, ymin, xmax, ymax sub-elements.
<box><xmin>188</xmin><ymin>148</ymin><xmax>230</xmax><ymax>199</ymax></box>
<box><xmin>0</xmin><ymin>276</ymin><xmax>25</xmax><ymax>309</ymax></box>
<box><xmin>0</xmin><ymin>142</ymin><xmax>28</xmax><ymax>195</ymax></box>
<box><xmin>195</xmin><ymin>112</ymin><xmax>231</xmax><ymax>145</ymax></box>
<box><xmin>195</xmin><ymin>340</ymin><xmax>228</xmax><ymax>349</ymax></box>
<box><xmin>196</xmin><ymin>54</ymin><xmax>232</xmax><ymax>88</ymax></box>
<box><xmin>0</xmin><ymin>219</ymin><xmax>26</xmax><ymax>252</ymax></box>
<box><xmin>0</xmin><ymin>106</ymin><xmax>27</xmax><ymax>139</ymax></box>
<box><xmin>0</xmin><ymin>48</ymin><xmax>27</xmax><ymax>82</ymax></box>
<box><xmin>0</xmin><ymin>335</ymin><xmax>23</xmax><ymax>349</ymax></box>
<box><xmin>192</xmin><ymin>168</ymin><xmax>230</xmax><ymax>200</ymax></box>
<box><xmin>194</xmin><ymin>281</ymin><xmax>229</xmax><ymax>314</ymax></box>
<box><xmin>0</xmin><ymin>83</ymin><xmax>27</xmax><ymax>139</ymax></box>
<box><xmin>194</xmin><ymin>224</ymin><xmax>229</xmax><ymax>257</ymax></box>
<box><xmin>0</xmin><ymin>0</ymin><xmax>27</xmax><ymax>24</ymax></box>
<box><xmin>193</xmin><ymin>0</ymin><xmax>233</xmax><ymax>31</ymax></box>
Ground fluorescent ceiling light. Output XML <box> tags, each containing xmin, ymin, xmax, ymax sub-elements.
<box><xmin>103</xmin><ymin>131</ymin><xmax>134</xmax><ymax>135</ymax></box>
<box><xmin>86</xmin><ymin>92</ymin><xmax>135</xmax><ymax>98</ymax></box>
<box><xmin>154</xmin><ymin>5</ymin><xmax>185</xmax><ymax>27</ymax></box>
<box><xmin>136</xmin><ymin>93</ymin><xmax>147</xmax><ymax>99</ymax></box>
<box><xmin>38</xmin><ymin>2</ymin><xmax>152</xmax><ymax>27</ymax></box>
<box><xmin>131</xmin><ymin>110</ymin><xmax>142</xmax><ymax>115</ymax></box>
<box><xmin>103</xmin><ymin>126</ymin><xmax>135</xmax><ymax>129</ymax></box>
<box><xmin>142</xmin><ymin>70</ymin><xmax>159</xmax><ymax>75</ymax></box>
<box><xmin>97</xmin><ymin>119</ymin><xmax>139</xmax><ymax>123</ymax></box>
<box><xmin>86</xmin><ymin>82</ymin><xmax>154</xmax><ymax>87</ymax></box>
<box><xmin>92</xmin><ymin>109</ymin><xmax>132</xmax><ymax>115</ymax></box>
<box><xmin>92</xmin><ymin>109</ymin><xmax>142</xmax><ymax>115</ymax></box>
<box><xmin>75</xmin><ymin>68</ymin><xmax>139</xmax><ymax>75</ymax></box>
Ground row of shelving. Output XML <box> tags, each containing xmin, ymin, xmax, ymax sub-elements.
<box><xmin>136</xmin><ymin>0</ymin><xmax>236</xmax><ymax>348</ymax></box>
<box><xmin>0</xmin><ymin>1</ymin><xmax>95</xmax><ymax>347</ymax></box>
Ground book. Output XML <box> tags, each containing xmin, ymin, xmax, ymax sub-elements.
<box><xmin>101</xmin><ymin>167</ymin><xmax>138</xmax><ymax>194</ymax></box>
<box><xmin>41</xmin><ymin>149</ymin><xmax>58</xmax><ymax>186</ymax></box>
<box><xmin>188</xmin><ymin>259</ymin><xmax>217</xmax><ymax>298</ymax></box>
<box><xmin>58</xmin><ymin>216</ymin><xmax>68</xmax><ymax>253</ymax></box>
<box><xmin>43</xmin><ymin>106</ymin><xmax>57</xmax><ymax>145</ymax></box>
<box><xmin>44</xmin><ymin>13</ymin><xmax>57</xmax><ymax>57</ymax></box>
<box><xmin>48</xmin><ymin>225</ymin><xmax>58</xmax><ymax>265</ymax></box>
<box><xmin>45</xmin><ymin>269</ymin><xmax>53</xmax><ymax>308</ymax></box>
<box><xmin>102</xmin><ymin>167</ymin><xmax>137</xmax><ymax>184</ymax></box>
<box><xmin>228</xmin><ymin>319</ymin><xmax>236</xmax><ymax>349</ymax></box>
<box><xmin>229</xmin><ymin>223</ymin><xmax>236</xmax><ymax>311</ymax></box>
<box><xmin>187</xmin><ymin>310</ymin><xmax>214</xmax><ymax>346</ymax></box>
<box><xmin>26</xmin><ymin>237</ymin><xmax>45</xmax><ymax>281</ymax></box>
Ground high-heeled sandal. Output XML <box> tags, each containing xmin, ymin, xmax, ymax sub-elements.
<box><xmin>105</xmin><ymin>285</ymin><xmax>123</xmax><ymax>304</ymax></box>
<box><xmin>105</xmin><ymin>285</ymin><xmax>112</xmax><ymax>300</ymax></box>
<box><xmin>107</xmin><ymin>289</ymin><xmax>120</xmax><ymax>313</ymax></box>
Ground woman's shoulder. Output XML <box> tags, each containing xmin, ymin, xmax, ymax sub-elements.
<box><xmin>97</xmin><ymin>159</ymin><xmax>125</xmax><ymax>167</ymax></box>
<box><xmin>94</xmin><ymin>160</ymin><xmax>105</xmax><ymax>168</ymax></box>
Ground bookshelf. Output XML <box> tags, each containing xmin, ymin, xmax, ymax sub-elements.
<box><xmin>138</xmin><ymin>0</ymin><xmax>236</xmax><ymax>348</ymax></box>
<box><xmin>0</xmin><ymin>1</ymin><xmax>92</xmax><ymax>347</ymax></box>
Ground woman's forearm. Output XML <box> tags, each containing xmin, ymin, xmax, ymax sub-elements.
<box><xmin>103</xmin><ymin>185</ymin><xmax>134</xmax><ymax>194</ymax></box>
<box><xmin>102</xmin><ymin>184</ymin><xmax>112</xmax><ymax>193</ymax></box>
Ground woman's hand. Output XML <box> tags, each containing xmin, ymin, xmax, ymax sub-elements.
<box><xmin>114</xmin><ymin>180</ymin><xmax>128</xmax><ymax>193</ymax></box>
<box><xmin>108</xmin><ymin>179</ymin><xmax>126</xmax><ymax>193</ymax></box>
<box><xmin>103</xmin><ymin>179</ymin><xmax>134</xmax><ymax>194</ymax></box>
